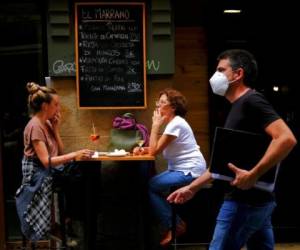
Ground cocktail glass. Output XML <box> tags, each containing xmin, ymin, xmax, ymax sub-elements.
<box><xmin>90</xmin><ymin>123</ymin><xmax>100</xmax><ymax>151</ymax></box>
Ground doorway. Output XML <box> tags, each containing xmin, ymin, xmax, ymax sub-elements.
<box><xmin>0</xmin><ymin>0</ymin><xmax>47</xmax><ymax>243</ymax></box>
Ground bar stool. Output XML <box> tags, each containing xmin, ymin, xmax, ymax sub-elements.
<box><xmin>49</xmin><ymin>187</ymin><xmax>68</xmax><ymax>249</ymax></box>
<box><xmin>21</xmin><ymin>234</ymin><xmax>36</xmax><ymax>250</ymax></box>
<box><xmin>170</xmin><ymin>185</ymin><xmax>212</xmax><ymax>250</ymax></box>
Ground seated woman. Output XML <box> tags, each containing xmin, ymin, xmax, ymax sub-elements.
<box><xmin>133</xmin><ymin>88</ymin><xmax>207</xmax><ymax>246</ymax></box>
<box><xmin>15</xmin><ymin>82</ymin><xmax>92</xmax><ymax>242</ymax></box>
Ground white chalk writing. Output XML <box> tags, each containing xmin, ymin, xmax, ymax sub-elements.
<box><xmin>146</xmin><ymin>59</ymin><xmax>160</xmax><ymax>72</ymax></box>
<box><xmin>53</xmin><ymin>60</ymin><xmax>76</xmax><ymax>74</ymax></box>
<box><xmin>102</xmin><ymin>85</ymin><xmax>126</xmax><ymax>91</ymax></box>
<box><xmin>128</xmin><ymin>82</ymin><xmax>142</xmax><ymax>92</ymax></box>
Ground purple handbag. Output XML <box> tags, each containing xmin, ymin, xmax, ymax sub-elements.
<box><xmin>112</xmin><ymin>113</ymin><xmax>149</xmax><ymax>146</ymax></box>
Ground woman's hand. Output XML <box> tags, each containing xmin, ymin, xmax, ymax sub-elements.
<box><xmin>75</xmin><ymin>149</ymin><xmax>93</xmax><ymax>160</ymax></box>
<box><xmin>152</xmin><ymin>109</ymin><xmax>165</xmax><ymax>128</ymax></box>
<box><xmin>132</xmin><ymin>146</ymin><xmax>147</xmax><ymax>155</ymax></box>
<box><xmin>50</xmin><ymin>112</ymin><xmax>61</xmax><ymax>131</ymax></box>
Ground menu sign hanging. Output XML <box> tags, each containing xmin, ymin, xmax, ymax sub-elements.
<box><xmin>75</xmin><ymin>3</ymin><xmax>146</xmax><ymax>109</ymax></box>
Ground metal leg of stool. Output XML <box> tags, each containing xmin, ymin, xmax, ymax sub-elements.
<box><xmin>171</xmin><ymin>203</ymin><xmax>177</xmax><ymax>250</ymax></box>
<box><xmin>57</xmin><ymin>190</ymin><xmax>67</xmax><ymax>249</ymax></box>
<box><xmin>31</xmin><ymin>241</ymin><xmax>36</xmax><ymax>250</ymax></box>
<box><xmin>21</xmin><ymin>234</ymin><xmax>27</xmax><ymax>250</ymax></box>
<box><xmin>21</xmin><ymin>234</ymin><xmax>36</xmax><ymax>250</ymax></box>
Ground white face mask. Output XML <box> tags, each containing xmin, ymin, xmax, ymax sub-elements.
<box><xmin>209</xmin><ymin>71</ymin><xmax>231</xmax><ymax>96</ymax></box>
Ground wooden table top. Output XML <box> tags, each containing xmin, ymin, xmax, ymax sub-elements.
<box><xmin>77</xmin><ymin>153</ymin><xmax>155</xmax><ymax>161</ymax></box>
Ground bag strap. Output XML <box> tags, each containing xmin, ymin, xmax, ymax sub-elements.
<box><xmin>48</xmin><ymin>156</ymin><xmax>52</xmax><ymax>168</ymax></box>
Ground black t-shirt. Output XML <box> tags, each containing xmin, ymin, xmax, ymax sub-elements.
<box><xmin>223</xmin><ymin>89</ymin><xmax>280</xmax><ymax>205</ymax></box>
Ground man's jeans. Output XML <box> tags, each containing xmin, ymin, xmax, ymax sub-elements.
<box><xmin>148</xmin><ymin>170</ymin><xmax>194</xmax><ymax>229</ymax></box>
<box><xmin>209</xmin><ymin>200</ymin><xmax>276</xmax><ymax>250</ymax></box>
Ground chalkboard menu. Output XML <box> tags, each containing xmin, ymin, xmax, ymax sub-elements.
<box><xmin>75</xmin><ymin>3</ymin><xmax>146</xmax><ymax>109</ymax></box>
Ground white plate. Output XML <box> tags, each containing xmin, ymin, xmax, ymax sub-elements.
<box><xmin>91</xmin><ymin>152</ymin><xmax>108</xmax><ymax>158</ymax></box>
<box><xmin>106</xmin><ymin>151</ymin><xmax>129</xmax><ymax>157</ymax></box>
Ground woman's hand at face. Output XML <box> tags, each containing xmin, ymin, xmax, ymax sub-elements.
<box><xmin>50</xmin><ymin>112</ymin><xmax>61</xmax><ymax>130</ymax></box>
<box><xmin>152</xmin><ymin>109</ymin><xmax>165</xmax><ymax>127</ymax></box>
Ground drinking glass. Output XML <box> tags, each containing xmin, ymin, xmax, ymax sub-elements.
<box><xmin>136</xmin><ymin>139</ymin><xmax>145</xmax><ymax>149</ymax></box>
<box><xmin>90</xmin><ymin>124</ymin><xmax>100</xmax><ymax>152</ymax></box>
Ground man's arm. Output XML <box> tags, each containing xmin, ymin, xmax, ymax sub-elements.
<box><xmin>167</xmin><ymin>170</ymin><xmax>213</xmax><ymax>204</ymax></box>
<box><xmin>229</xmin><ymin>119</ymin><xmax>297</xmax><ymax>189</ymax></box>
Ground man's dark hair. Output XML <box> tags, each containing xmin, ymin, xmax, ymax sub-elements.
<box><xmin>217</xmin><ymin>49</ymin><xmax>258</xmax><ymax>87</ymax></box>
